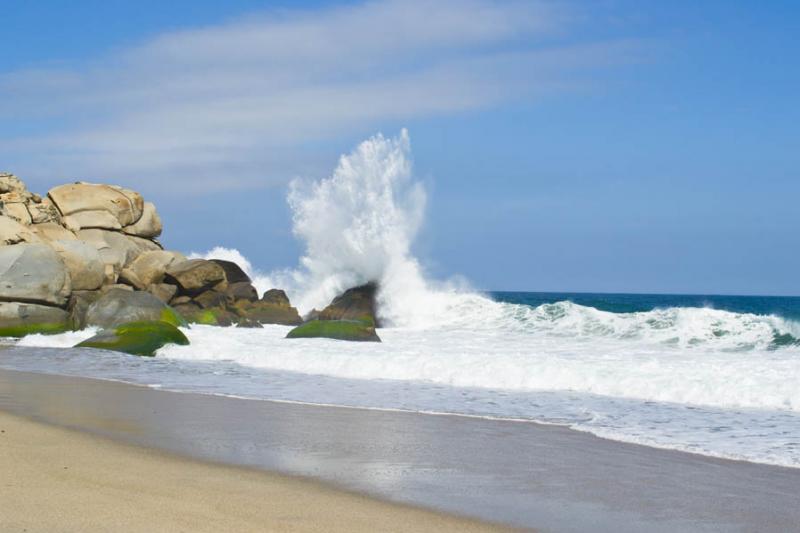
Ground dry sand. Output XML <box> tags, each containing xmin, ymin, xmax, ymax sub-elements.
<box><xmin>0</xmin><ymin>411</ymin><xmax>513</xmax><ymax>532</ymax></box>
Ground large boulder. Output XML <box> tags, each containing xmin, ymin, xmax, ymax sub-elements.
<box><xmin>316</xmin><ymin>282</ymin><xmax>381</xmax><ymax>327</ymax></box>
<box><xmin>165</xmin><ymin>259</ymin><xmax>226</xmax><ymax>295</ymax></box>
<box><xmin>209</xmin><ymin>259</ymin><xmax>250</xmax><ymax>284</ymax></box>
<box><xmin>48</xmin><ymin>240</ymin><xmax>105</xmax><ymax>291</ymax></box>
<box><xmin>76</xmin><ymin>320</ymin><xmax>189</xmax><ymax>357</ymax></box>
<box><xmin>84</xmin><ymin>288</ymin><xmax>184</xmax><ymax>329</ymax></box>
<box><xmin>0</xmin><ymin>216</ymin><xmax>40</xmax><ymax>245</ymax></box>
<box><xmin>0</xmin><ymin>243</ymin><xmax>71</xmax><ymax>306</ymax></box>
<box><xmin>48</xmin><ymin>182</ymin><xmax>144</xmax><ymax>227</ymax></box>
<box><xmin>286</xmin><ymin>319</ymin><xmax>380</xmax><ymax>342</ymax></box>
<box><xmin>128</xmin><ymin>250</ymin><xmax>186</xmax><ymax>286</ymax></box>
<box><xmin>122</xmin><ymin>201</ymin><xmax>162</xmax><ymax>238</ymax></box>
<box><xmin>0</xmin><ymin>302</ymin><xmax>70</xmax><ymax>337</ymax></box>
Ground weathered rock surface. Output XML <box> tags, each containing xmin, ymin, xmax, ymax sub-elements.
<box><xmin>77</xmin><ymin>228</ymin><xmax>161</xmax><ymax>282</ymax></box>
<box><xmin>128</xmin><ymin>250</ymin><xmax>185</xmax><ymax>287</ymax></box>
<box><xmin>48</xmin><ymin>240</ymin><xmax>105</xmax><ymax>291</ymax></box>
<box><xmin>165</xmin><ymin>259</ymin><xmax>226</xmax><ymax>295</ymax></box>
<box><xmin>0</xmin><ymin>243</ymin><xmax>71</xmax><ymax>306</ymax></box>
<box><xmin>122</xmin><ymin>201</ymin><xmax>162</xmax><ymax>238</ymax></box>
<box><xmin>62</xmin><ymin>210</ymin><xmax>123</xmax><ymax>231</ymax></box>
<box><xmin>48</xmin><ymin>182</ymin><xmax>143</xmax><ymax>227</ymax></box>
<box><xmin>84</xmin><ymin>288</ymin><xmax>184</xmax><ymax>329</ymax></box>
<box><xmin>76</xmin><ymin>320</ymin><xmax>189</xmax><ymax>357</ymax></box>
<box><xmin>0</xmin><ymin>216</ymin><xmax>40</xmax><ymax>245</ymax></box>
<box><xmin>0</xmin><ymin>302</ymin><xmax>70</xmax><ymax>337</ymax></box>
<box><xmin>29</xmin><ymin>222</ymin><xmax>77</xmax><ymax>242</ymax></box>
<box><xmin>147</xmin><ymin>283</ymin><xmax>177</xmax><ymax>303</ymax></box>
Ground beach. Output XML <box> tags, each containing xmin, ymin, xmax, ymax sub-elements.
<box><xmin>0</xmin><ymin>397</ymin><xmax>508</xmax><ymax>532</ymax></box>
<box><xmin>2</xmin><ymin>368</ymin><xmax>800</xmax><ymax>532</ymax></box>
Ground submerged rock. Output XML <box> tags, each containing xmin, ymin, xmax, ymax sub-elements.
<box><xmin>286</xmin><ymin>318</ymin><xmax>380</xmax><ymax>342</ymax></box>
<box><xmin>84</xmin><ymin>288</ymin><xmax>185</xmax><ymax>329</ymax></box>
<box><xmin>76</xmin><ymin>320</ymin><xmax>189</xmax><ymax>357</ymax></box>
<box><xmin>0</xmin><ymin>302</ymin><xmax>70</xmax><ymax>337</ymax></box>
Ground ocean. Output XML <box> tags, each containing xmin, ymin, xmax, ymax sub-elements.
<box><xmin>5</xmin><ymin>290</ymin><xmax>800</xmax><ymax>470</ymax></box>
<box><xmin>3</xmin><ymin>131</ymin><xmax>799</xmax><ymax>470</ymax></box>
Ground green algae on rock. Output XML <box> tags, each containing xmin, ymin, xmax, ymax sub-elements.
<box><xmin>76</xmin><ymin>320</ymin><xmax>189</xmax><ymax>357</ymax></box>
<box><xmin>0</xmin><ymin>302</ymin><xmax>71</xmax><ymax>338</ymax></box>
<box><xmin>286</xmin><ymin>318</ymin><xmax>381</xmax><ymax>342</ymax></box>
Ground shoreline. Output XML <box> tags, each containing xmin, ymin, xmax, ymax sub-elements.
<box><xmin>2</xmin><ymin>368</ymin><xmax>800</xmax><ymax>531</ymax></box>
<box><xmin>0</xmin><ymin>409</ymin><xmax>511</xmax><ymax>532</ymax></box>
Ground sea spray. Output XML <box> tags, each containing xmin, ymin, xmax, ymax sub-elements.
<box><xmin>192</xmin><ymin>129</ymin><xmax>493</xmax><ymax>327</ymax></box>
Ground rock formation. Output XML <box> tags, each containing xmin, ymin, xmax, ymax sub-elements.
<box><xmin>0</xmin><ymin>172</ymin><xmax>304</xmax><ymax>345</ymax></box>
<box><xmin>287</xmin><ymin>283</ymin><xmax>381</xmax><ymax>342</ymax></box>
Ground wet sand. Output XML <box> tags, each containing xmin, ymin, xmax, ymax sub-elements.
<box><xmin>0</xmin><ymin>407</ymin><xmax>509</xmax><ymax>532</ymax></box>
<box><xmin>1</xmin><ymin>368</ymin><xmax>800</xmax><ymax>532</ymax></box>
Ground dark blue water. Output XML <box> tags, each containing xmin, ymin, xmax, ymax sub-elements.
<box><xmin>492</xmin><ymin>291</ymin><xmax>800</xmax><ymax>321</ymax></box>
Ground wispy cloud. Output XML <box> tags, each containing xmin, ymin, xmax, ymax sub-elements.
<box><xmin>0</xmin><ymin>0</ymin><xmax>638</xmax><ymax>193</ymax></box>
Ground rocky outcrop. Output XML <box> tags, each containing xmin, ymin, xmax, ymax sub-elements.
<box><xmin>48</xmin><ymin>182</ymin><xmax>144</xmax><ymax>228</ymax></box>
<box><xmin>76</xmin><ymin>320</ymin><xmax>189</xmax><ymax>357</ymax></box>
<box><xmin>0</xmin><ymin>243</ymin><xmax>71</xmax><ymax>306</ymax></box>
<box><xmin>0</xmin><ymin>172</ymin><xmax>306</xmax><ymax>339</ymax></box>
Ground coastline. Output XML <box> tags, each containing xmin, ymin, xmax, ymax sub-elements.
<box><xmin>2</xmin><ymin>368</ymin><xmax>800</xmax><ymax>532</ymax></box>
<box><xmin>0</xmin><ymin>410</ymin><xmax>509</xmax><ymax>532</ymax></box>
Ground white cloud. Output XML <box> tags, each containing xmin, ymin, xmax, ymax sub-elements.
<box><xmin>0</xmin><ymin>0</ymin><xmax>637</xmax><ymax>193</ymax></box>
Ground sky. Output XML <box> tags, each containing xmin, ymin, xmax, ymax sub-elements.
<box><xmin>1</xmin><ymin>0</ymin><xmax>798</xmax><ymax>295</ymax></box>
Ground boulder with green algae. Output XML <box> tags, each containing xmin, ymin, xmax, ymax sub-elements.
<box><xmin>0</xmin><ymin>302</ymin><xmax>70</xmax><ymax>337</ymax></box>
<box><xmin>286</xmin><ymin>317</ymin><xmax>380</xmax><ymax>342</ymax></box>
<box><xmin>76</xmin><ymin>320</ymin><xmax>189</xmax><ymax>357</ymax></box>
<box><xmin>84</xmin><ymin>288</ymin><xmax>186</xmax><ymax>329</ymax></box>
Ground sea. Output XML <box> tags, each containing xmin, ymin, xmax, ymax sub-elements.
<box><xmin>2</xmin><ymin>131</ymin><xmax>800</xmax><ymax>470</ymax></box>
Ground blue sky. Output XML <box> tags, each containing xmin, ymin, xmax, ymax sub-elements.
<box><xmin>1</xmin><ymin>0</ymin><xmax>798</xmax><ymax>295</ymax></box>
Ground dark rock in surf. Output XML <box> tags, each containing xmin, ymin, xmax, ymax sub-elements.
<box><xmin>77</xmin><ymin>320</ymin><xmax>189</xmax><ymax>357</ymax></box>
<box><xmin>316</xmin><ymin>282</ymin><xmax>381</xmax><ymax>327</ymax></box>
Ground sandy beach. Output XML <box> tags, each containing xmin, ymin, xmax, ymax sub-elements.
<box><xmin>0</xmin><ymin>409</ymin><xmax>510</xmax><ymax>532</ymax></box>
<box><xmin>2</xmin><ymin>368</ymin><xmax>800</xmax><ymax>532</ymax></box>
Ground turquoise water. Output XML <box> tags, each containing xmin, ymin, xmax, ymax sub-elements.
<box><xmin>494</xmin><ymin>291</ymin><xmax>800</xmax><ymax>321</ymax></box>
